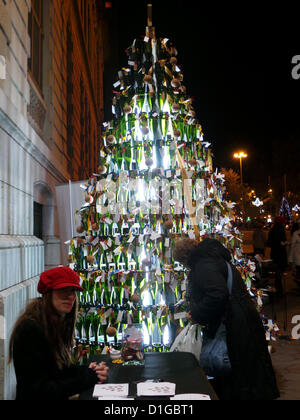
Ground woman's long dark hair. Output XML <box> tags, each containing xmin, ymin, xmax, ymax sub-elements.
<box><xmin>9</xmin><ymin>293</ymin><xmax>78</xmax><ymax>369</ymax></box>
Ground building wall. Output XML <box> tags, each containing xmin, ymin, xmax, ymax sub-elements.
<box><xmin>0</xmin><ymin>0</ymin><xmax>104</xmax><ymax>399</ymax></box>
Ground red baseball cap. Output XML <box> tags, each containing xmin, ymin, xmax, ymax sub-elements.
<box><xmin>37</xmin><ymin>266</ymin><xmax>83</xmax><ymax>295</ymax></box>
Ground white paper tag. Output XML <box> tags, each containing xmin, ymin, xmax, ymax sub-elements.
<box><xmin>156</xmin><ymin>306</ymin><xmax>164</xmax><ymax>319</ymax></box>
<box><xmin>104</xmin><ymin>308</ymin><xmax>113</xmax><ymax>318</ymax></box>
<box><xmin>150</xmin><ymin>231</ymin><xmax>161</xmax><ymax>241</ymax></box>
<box><xmin>174</xmin><ymin>312</ymin><xmax>187</xmax><ymax>320</ymax></box>
<box><xmin>114</xmin><ymin>245</ymin><xmax>123</xmax><ymax>255</ymax></box>
<box><xmin>127</xmin><ymin>233</ymin><xmax>135</xmax><ymax>243</ymax></box>
<box><xmin>117</xmin><ymin>311</ymin><xmax>124</xmax><ymax>322</ymax></box>
<box><xmin>101</xmin><ymin>241</ymin><xmax>108</xmax><ymax>251</ymax></box>
<box><xmin>188</xmin><ymin>231</ymin><xmax>196</xmax><ymax>240</ymax></box>
<box><xmin>92</xmin><ymin>237</ymin><xmax>99</xmax><ymax>246</ymax></box>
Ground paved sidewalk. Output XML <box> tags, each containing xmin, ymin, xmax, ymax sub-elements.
<box><xmin>263</xmin><ymin>272</ymin><xmax>300</xmax><ymax>400</ymax></box>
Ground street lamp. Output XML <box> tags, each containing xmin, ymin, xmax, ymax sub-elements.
<box><xmin>234</xmin><ymin>151</ymin><xmax>248</xmax><ymax>221</ymax></box>
<box><xmin>234</xmin><ymin>152</ymin><xmax>248</xmax><ymax>186</ymax></box>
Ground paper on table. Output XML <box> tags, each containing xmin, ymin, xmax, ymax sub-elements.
<box><xmin>137</xmin><ymin>382</ymin><xmax>176</xmax><ymax>397</ymax></box>
<box><xmin>98</xmin><ymin>397</ymin><xmax>134</xmax><ymax>401</ymax></box>
<box><xmin>93</xmin><ymin>384</ymin><xmax>129</xmax><ymax>398</ymax></box>
<box><xmin>170</xmin><ymin>394</ymin><xmax>211</xmax><ymax>400</ymax></box>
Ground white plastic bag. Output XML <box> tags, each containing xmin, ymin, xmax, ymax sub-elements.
<box><xmin>170</xmin><ymin>323</ymin><xmax>203</xmax><ymax>362</ymax></box>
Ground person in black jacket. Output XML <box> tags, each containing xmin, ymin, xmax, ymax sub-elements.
<box><xmin>267</xmin><ymin>216</ymin><xmax>289</xmax><ymax>296</ymax></box>
<box><xmin>174</xmin><ymin>237</ymin><xmax>280</xmax><ymax>401</ymax></box>
<box><xmin>9</xmin><ymin>266</ymin><xmax>109</xmax><ymax>400</ymax></box>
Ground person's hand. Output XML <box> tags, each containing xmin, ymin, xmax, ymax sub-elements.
<box><xmin>91</xmin><ymin>362</ymin><xmax>109</xmax><ymax>384</ymax></box>
<box><xmin>89</xmin><ymin>362</ymin><xmax>97</xmax><ymax>370</ymax></box>
<box><xmin>187</xmin><ymin>312</ymin><xmax>195</xmax><ymax>324</ymax></box>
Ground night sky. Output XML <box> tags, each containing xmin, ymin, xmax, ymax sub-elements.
<box><xmin>105</xmin><ymin>1</ymin><xmax>300</xmax><ymax>193</ymax></box>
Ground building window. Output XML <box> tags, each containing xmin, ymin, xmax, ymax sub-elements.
<box><xmin>28</xmin><ymin>0</ymin><xmax>43</xmax><ymax>89</ymax></box>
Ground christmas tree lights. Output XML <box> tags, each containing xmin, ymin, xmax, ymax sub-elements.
<box><xmin>69</xmin><ymin>8</ymin><xmax>276</xmax><ymax>360</ymax></box>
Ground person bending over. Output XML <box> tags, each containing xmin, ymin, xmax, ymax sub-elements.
<box><xmin>174</xmin><ymin>237</ymin><xmax>279</xmax><ymax>401</ymax></box>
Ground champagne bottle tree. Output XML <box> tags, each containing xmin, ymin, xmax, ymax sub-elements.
<box><xmin>69</xmin><ymin>8</ymin><xmax>275</xmax><ymax>359</ymax></box>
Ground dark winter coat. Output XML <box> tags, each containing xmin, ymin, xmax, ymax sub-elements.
<box><xmin>186</xmin><ymin>238</ymin><xmax>280</xmax><ymax>401</ymax></box>
<box><xmin>267</xmin><ymin>224</ymin><xmax>288</xmax><ymax>270</ymax></box>
<box><xmin>12</xmin><ymin>319</ymin><xmax>98</xmax><ymax>400</ymax></box>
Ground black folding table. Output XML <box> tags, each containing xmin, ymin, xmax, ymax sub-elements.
<box><xmin>79</xmin><ymin>352</ymin><xmax>218</xmax><ymax>400</ymax></box>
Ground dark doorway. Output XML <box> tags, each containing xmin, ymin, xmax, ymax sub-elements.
<box><xmin>34</xmin><ymin>201</ymin><xmax>43</xmax><ymax>239</ymax></box>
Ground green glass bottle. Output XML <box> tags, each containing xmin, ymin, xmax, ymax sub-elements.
<box><xmin>127</xmin><ymin>113</ymin><xmax>136</xmax><ymax>141</ymax></box>
<box><xmin>142</xmin><ymin>92</ymin><xmax>152</xmax><ymax>114</ymax></box>
<box><xmin>136</xmin><ymin>94</ymin><xmax>145</xmax><ymax>115</ymax></box>
<box><xmin>100</xmin><ymin>249</ymin><xmax>108</xmax><ymax>273</ymax></box>
<box><xmin>95</xmin><ymin>278</ymin><xmax>102</xmax><ymax>305</ymax></box>
<box><xmin>87</xmin><ymin>275</ymin><xmax>95</xmax><ymax>306</ymax></box>
<box><xmin>83</xmin><ymin>314</ymin><xmax>92</xmax><ymax>344</ymax></box>
<box><xmin>91</xmin><ymin>311</ymin><xmax>100</xmax><ymax>345</ymax></box>
<box><xmin>103</xmin><ymin>276</ymin><xmax>111</xmax><ymax>306</ymax></box>
<box><xmin>168</xmin><ymin>139</ymin><xmax>176</xmax><ymax>169</ymax></box>
<box><xmin>81</xmin><ymin>278</ymin><xmax>88</xmax><ymax>305</ymax></box>
<box><xmin>159</xmin><ymin>113</ymin><xmax>168</xmax><ymax>141</ymax></box>
<box><xmin>120</xmin><ymin>118</ymin><xmax>127</xmax><ymax>142</ymax></box>
<box><xmin>116</xmin><ymin>146</ymin><xmax>123</xmax><ymax>170</ymax></box>
<box><xmin>130</xmin><ymin>243</ymin><xmax>140</xmax><ymax>271</ymax></box>
<box><xmin>76</xmin><ymin>309</ymin><xmax>84</xmax><ymax>342</ymax></box>
<box><xmin>118</xmin><ymin>249</ymin><xmax>128</xmax><ymax>272</ymax></box>
<box><xmin>139</xmin><ymin>141</ymin><xmax>146</xmax><ymax>169</ymax></box>
<box><xmin>124</xmin><ymin>143</ymin><xmax>132</xmax><ymax>171</ymax></box>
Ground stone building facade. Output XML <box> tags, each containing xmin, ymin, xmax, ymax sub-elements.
<box><xmin>0</xmin><ymin>0</ymin><xmax>105</xmax><ymax>399</ymax></box>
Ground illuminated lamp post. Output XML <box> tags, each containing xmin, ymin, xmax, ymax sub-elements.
<box><xmin>234</xmin><ymin>152</ymin><xmax>248</xmax><ymax>221</ymax></box>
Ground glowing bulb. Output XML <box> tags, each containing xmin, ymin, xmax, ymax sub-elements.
<box><xmin>143</xmin><ymin>322</ymin><xmax>150</xmax><ymax>346</ymax></box>
<box><xmin>163</xmin><ymin>147</ymin><xmax>170</xmax><ymax>169</ymax></box>
<box><xmin>163</xmin><ymin>100</ymin><xmax>171</xmax><ymax>114</ymax></box>
<box><xmin>137</xmin><ymin>179</ymin><xmax>146</xmax><ymax>202</ymax></box>
<box><xmin>159</xmin><ymin>293</ymin><xmax>166</xmax><ymax>305</ymax></box>
<box><xmin>142</xmin><ymin>289</ymin><xmax>152</xmax><ymax>306</ymax></box>
<box><xmin>163</xmin><ymin>325</ymin><xmax>170</xmax><ymax>346</ymax></box>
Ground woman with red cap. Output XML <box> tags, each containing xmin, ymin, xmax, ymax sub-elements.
<box><xmin>9</xmin><ymin>266</ymin><xmax>109</xmax><ymax>400</ymax></box>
